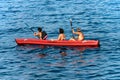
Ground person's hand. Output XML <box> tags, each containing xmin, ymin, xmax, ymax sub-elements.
<box><xmin>72</xmin><ymin>29</ymin><xmax>74</xmax><ymax>32</ymax></box>
<box><xmin>34</xmin><ymin>32</ymin><xmax>37</xmax><ymax>36</ymax></box>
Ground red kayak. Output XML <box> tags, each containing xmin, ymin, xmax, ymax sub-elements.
<box><xmin>15</xmin><ymin>38</ymin><xmax>99</xmax><ymax>47</ymax></box>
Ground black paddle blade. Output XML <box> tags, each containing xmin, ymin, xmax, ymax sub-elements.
<box><xmin>25</xmin><ymin>23</ymin><xmax>34</xmax><ymax>33</ymax></box>
<box><xmin>25</xmin><ymin>23</ymin><xmax>29</xmax><ymax>27</ymax></box>
<box><xmin>30</xmin><ymin>28</ymin><xmax>34</xmax><ymax>33</ymax></box>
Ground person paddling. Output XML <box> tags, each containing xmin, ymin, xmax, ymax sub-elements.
<box><xmin>34</xmin><ymin>27</ymin><xmax>47</xmax><ymax>40</ymax></box>
<box><xmin>70</xmin><ymin>28</ymin><xmax>84</xmax><ymax>41</ymax></box>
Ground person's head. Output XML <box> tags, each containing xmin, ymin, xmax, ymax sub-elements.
<box><xmin>77</xmin><ymin>28</ymin><xmax>81</xmax><ymax>32</ymax></box>
<box><xmin>38</xmin><ymin>27</ymin><xmax>42</xmax><ymax>32</ymax></box>
<box><xmin>59</xmin><ymin>28</ymin><xmax>64</xmax><ymax>34</ymax></box>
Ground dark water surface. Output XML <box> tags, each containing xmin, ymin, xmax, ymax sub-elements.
<box><xmin>0</xmin><ymin>0</ymin><xmax>120</xmax><ymax>80</ymax></box>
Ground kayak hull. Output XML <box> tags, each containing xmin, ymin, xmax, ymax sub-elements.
<box><xmin>15</xmin><ymin>38</ymin><xmax>99</xmax><ymax>47</ymax></box>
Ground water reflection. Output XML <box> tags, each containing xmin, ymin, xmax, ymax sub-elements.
<box><xmin>59</xmin><ymin>47</ymin><xmax>67</xmax><ymax>57</ymax></box>
<box><xmin>16</xmin><ymin>45</ymin><xmax>99</xmax><ymax>65</ymax></box>
<box><xmin>38</xmin><ymin>53</ymin><xmax>48</xmax><ymax>58</ymax></box>
<box><xmin>16</xmin><ymin>45</ymin><xmax>99</xmax><ymax>56</ymax></box>
<box><xmin>15</xmin><ymin>45</ymin><xmax>101</xmax><ymax>78</ymax></box>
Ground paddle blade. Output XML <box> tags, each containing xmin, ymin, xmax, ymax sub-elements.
<box><xmin>25</xmin><ymin>23</ymin><xmax>34</xmax><ymax>33</ymax></box>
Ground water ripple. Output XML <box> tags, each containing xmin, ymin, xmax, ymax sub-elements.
<box><xmin>0</xmin><ymin>0</ymin><xmax>120</xmax><ymax>80</ymax></box>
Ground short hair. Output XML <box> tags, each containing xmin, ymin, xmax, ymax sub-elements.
<box><xmin>59</xmin><ymin>28</ymin><xmax>64</xmax><ymax>33</ymax></box>
<box><xmin>38</xmin><ymin>27</ymin><xmax>42</xmax><ymax>32</ymax></box>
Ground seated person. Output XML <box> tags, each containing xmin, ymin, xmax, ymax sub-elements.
<box><xmin>34</xmin><ymin>27</ymin><xmax>47</xmax><ymax>40</ymax></box>
<box><xmin>51</xmin><ymin>28</ymin><xmax>66</xmax><ymax>41</ymax></box>
<box><xmin>70</xmin><ymin>28</ymin><xmax>84</xmax><ymax>41</ymax></box>
<box><xmin>57</xmin><ymin>28</ymin><xmax>66</xmax><ymax>40</ymax></box>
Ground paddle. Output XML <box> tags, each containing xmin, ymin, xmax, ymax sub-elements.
<box><xmin>25</xmin><ymin>23</ymin><xmax>39</xmax><ymax>38</ymax></box>
<box><xmin>69</xmin><ymin>19</ymin><xmax>75</xmax><ymax>38</ymax></box>
<box><xmin>25</xmin><ymin>23</ymin><xmax>34</xmax><ymax>33</ymax></box>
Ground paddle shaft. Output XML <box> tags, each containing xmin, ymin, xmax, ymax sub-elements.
<box><xmin>25</xmin><ymin>23</ymin><xmax>39</xmax><ymax>39</ymax></box>
<box><xmin>70</xmin><ymin>19</ymin><xmax>75</xmax><ymax>38</ymax></box>
<box><xmin>25</xmin><ymin>23</ymin><xmax>34</xmax><ymax>33</ymax></box>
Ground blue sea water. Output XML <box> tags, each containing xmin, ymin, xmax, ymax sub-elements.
<box><xmin>0</xmin><ymin>0</ymin><xmax>120</xmax><ymax>80</ymax></box>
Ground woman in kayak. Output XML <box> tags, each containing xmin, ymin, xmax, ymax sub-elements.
<box><xmin>70</xmin><ymin>28</ymin><xmax>84</xmax><ymax>41</ymax></box>
<box><xmin>34</xmin><ymin>27</ymin><xmax>47</xmax><ymax>40</ymax></box>
<box><xmin>57</xmin><ymin>28</ymin><xmax>66</xmax><ymax>40</ymax></box>
<box><xmin>51</xmin><ymin>28</ymin><xmax>66</xmax><ymax>41</ymax></box>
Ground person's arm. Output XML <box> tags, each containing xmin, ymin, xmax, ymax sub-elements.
<box><xmin>34</xmin><ymin>32</ymin><xmax>38</xmax><ymax>36</ymax></box>
<box><xmin>72</xmin><ymin>29</ymin><xmax>78</xmax><ymax>34</ymax></box>
<box><xmin>57</xmin><ymin>34</ymin><xmax>61</xmax><ymax>40</ymax></box>
<box><xmin>34</xmin><ymin>32</ymin><xmax>42</xmax><ymax>39</ymax></box>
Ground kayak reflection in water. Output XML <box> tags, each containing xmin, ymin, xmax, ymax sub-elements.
<box><xmin>34</xmin><ymin>27</ymin><xmax>47</xmax><ymax>40</ymax></box>
<box><xmin>70</xmin><ymin>28</ymin><xmax>84</xmax><ymax>41</ymax></box>
<box><xmin>38</xmin><ymin>53</ymin><xmax>48</xmax><ymax>58</ymax></box>
<box><xmin>59</xmin><ymin>47</ymin><xmax>67</xmax><ymax>57</ymax></box>
<box><xmin>51</xmin><ymin>28</ymin><xmax>66</xmax><ymax>41</ymax></box>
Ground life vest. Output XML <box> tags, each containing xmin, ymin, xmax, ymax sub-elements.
<box><xmin>42</xmin><ymin>31</ymin><xmax>47</xmax><ymax>40</ymax></box>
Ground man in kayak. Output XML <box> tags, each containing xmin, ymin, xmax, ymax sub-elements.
<box><xmin>34</xmin><ymin>27</ymin><xmax>47</xmax><ymax>40</ymax></box>
<box><xmin>51</xmin><ymin>28</ymin><xmax>66</xmax><ymax>41</ymax></box>
<box><xmin>70</xmin><ymin>28</ymin><xmax>84</xmax><ymax>41</ymax></box>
